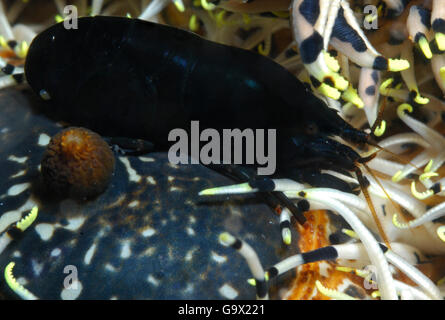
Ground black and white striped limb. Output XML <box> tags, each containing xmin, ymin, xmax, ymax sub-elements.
<box><xmin>0</xmin><ymin>207</ymin><xmax>38</xmax><ymax>255</ymax></box>
<box><xmin>432</xmin><ymin>0</ymin><xmax>445</xmax><ymax>52</ymax></box>
<box><xmin>291</xmin><ymin>0</ymin><xmax>349</xmax><ymax>100</ymax></box>
<box><xmin>400</xmin><ymin>41</ymin><xmax>430</xmax><ymax>105</ymax></box>
<box><xmin>393</xmin><ymin>200</ymin><xmax>445</xmax><ymax>229</ymax></box>
<box><xmin>279</xmin><ymin>207</ymin><xmax>292</xmax><ymax>245</ymax></box>
<box><xmin>0</xmin><ymin>56</ymin><xmax>23</xmax><ymax>75</ymax></box>
<box><xmin>337</xmin><ymin>266</ymin><xmax>433</xmax><ymax>300</ymax></box>
<box><xmin>358</xmin><ymin>68</ymin><xmax>383</xmax><ymax>134</ymax></box>
<box><xmin>199</xmin><ymin>178</ymin><xmax>306</xmax><ymax>196</ymax></box>
<box><xmin>266</xmin><ymin>246</ymin><xmax>339</xmax><ymax>280</ymax></box>
<box><xmin>330</xmin><ymin>1</ymin><xmax>409</xmax><ymax>72</ymax></box>
<box><xmin>383</xmin><ymin>245</ymin><xmax>443</xmax><ymax>300</ymax></box>
<box><xmin>259</xmin><ymin>240</ymin><xmax>441</xmax><ymax>300</ymax></box>
<box><xmin>219</xmin><ymin>232</ymin><xmax>268</xmax><ymax>300</ymax></box>
<box><xmin>297</xmin><ymin>188</ymin><xmax>398</xmax><ymax>300</ymax></box>
<box><xmin>199</xmin><ymin>177</ymin><xmax>307</xmax><ymax>225</ymax></box>
<box><xmin>407</xmin><ymin>5</ymin><xmax>433</xmax><ymax>60</ymax></box>
<box><xmin>383</xmin><ymin>0</ymin><xmax>410</xmax><ymax>18</ymax></box>
<box><xmin>0</xmin><ymin>56</ymin><xmax>24</xmax><ymax>89</ymax></box>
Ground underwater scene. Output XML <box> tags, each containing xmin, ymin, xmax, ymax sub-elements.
<box><xmin>0</xmin><ymin>0</ymin><xmax>444</xmax><ymax>300</ymax></box>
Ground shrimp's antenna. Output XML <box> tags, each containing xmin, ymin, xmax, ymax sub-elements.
<box><xmin>361</xmin><ymin>162</ymin><xmax>413</xmax><ymax>234</ymax></box>
<box><xmin>366</xmin><ymin>138</ymin><xmax>422</xmax><ymax>173</ymax></box>
<box><xmin>355</xmin><ymin>167</ymin><xmax>391</xmax><ymax>249</ymax></box>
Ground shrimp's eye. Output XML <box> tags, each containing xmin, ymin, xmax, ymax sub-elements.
<box><xmin>305</xmin><ymin>122</ymin><xmax>319</xmax><ymax>135</ymax></box>
<box><xmin>39</xmin><ymin>89</ymin><xmax>51</xmax><ymax>100</ymax></box>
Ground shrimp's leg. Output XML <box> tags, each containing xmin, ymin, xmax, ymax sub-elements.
<box><xmin>104</xmin><ymin>137</ymin><xmax>156</xmax><ymax>156</ymax></box>
<box><xmin>286</xmin><ymin>168</ymin><xmax>359</xmax><ymax>194</ymax></box>
<box><xmin>207</xmin><ymin>164</ymin><xmax>307</xmax><ymax>225</ymax></box>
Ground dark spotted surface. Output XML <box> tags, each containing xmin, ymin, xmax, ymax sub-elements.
<box><xmin>0</xmin><ymin>88</ymin><xmax>299</xmax><ymax>299</ymax></box>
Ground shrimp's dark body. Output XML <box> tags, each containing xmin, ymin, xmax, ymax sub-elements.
<box><xmin>25</xmin><ymin>16</ymin><xmax>369</xmax><ymax>193</ymax></box>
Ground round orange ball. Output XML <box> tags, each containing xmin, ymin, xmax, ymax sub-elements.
<box><xmin>41</xmin><ymin>127</ymin><xmax>115</xmax><ymax>199</ymax></box>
